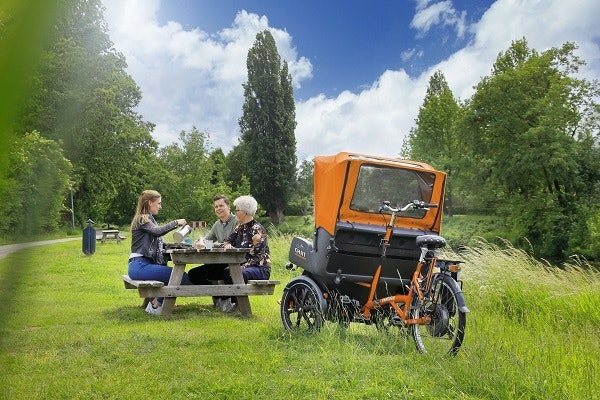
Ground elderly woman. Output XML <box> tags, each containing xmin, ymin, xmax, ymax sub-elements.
<box><xmin>219</xmin><ymin>195</ymin><xmax>271</xmax><ymax>312</ymax></box>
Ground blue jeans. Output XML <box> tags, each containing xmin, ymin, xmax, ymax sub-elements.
<box><xmin>223</xmin><ymin>265</ymin><xmax>270</xmax><ymax>284</ymax></box>
<box><xmin>223</xmin><ymin>265</ymin><xmax>270</xmax><ymax>303</ymax></box>
<box><xmin>128</xmin><ymin>257</ymin><xmax>191</xmax><ymax>304</ymax></box>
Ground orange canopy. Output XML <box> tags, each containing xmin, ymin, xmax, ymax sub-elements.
<box><xmin>313</xmin><ymin>152</ymin><xmax>446</xmax><ymax>235</ymax></box>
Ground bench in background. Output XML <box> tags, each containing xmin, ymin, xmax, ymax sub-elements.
<box><xmin>97</xmin><ymin>230</ymin><xmax>125</xmax><ymax>243</ymax></box>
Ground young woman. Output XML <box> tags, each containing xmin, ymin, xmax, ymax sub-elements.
<box><xmin>128</xmin><ymin>189</ymin><xmax>190</xmax><ymax>315</ymax></box>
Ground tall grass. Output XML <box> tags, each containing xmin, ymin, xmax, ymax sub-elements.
<box><xmin>0</xmin><ymin>236</ymin><xmax>598</xmax><ymax>399</ymax></box>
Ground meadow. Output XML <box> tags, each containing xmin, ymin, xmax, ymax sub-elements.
<box><xmin>0</xmin><ymin>234</ymin><xmax>598</xmax><ymax>399</ymax></box>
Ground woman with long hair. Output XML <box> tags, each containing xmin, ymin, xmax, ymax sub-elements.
<box><xmin>128</xmin><ymin>189</ymin><xmax>190</xmax><ymax>315</ymax></box>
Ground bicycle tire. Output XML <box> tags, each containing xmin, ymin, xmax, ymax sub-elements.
<box><xmin>281</xmin><ymin>277</ymin><xmax>326</xmax><ymax>332</ymax></box>
<box><xmin>410</xmin><ymin>274</ymin><xmax>466</xmax><ymax>356</ymax></box>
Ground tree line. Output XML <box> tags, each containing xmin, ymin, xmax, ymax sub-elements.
<box><xmin>0</xmin><ymin>0</ymin><xmax>300</xmax><ymax>237</ymax></box>
<box><xmin>403</xmin><ymin>39</ymin><xmax>600</xmax><ymax>258</ymax></box>
<box><xmin>1</xmin><ymin>0</ymin><xmax>598</xmax><ymax>259</ymax></box>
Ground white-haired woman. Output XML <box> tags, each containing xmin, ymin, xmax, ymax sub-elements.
<box><xmin>220</xmin><ymin>195</ymin><xmax>271</xmax><ymax>312</ymax></box>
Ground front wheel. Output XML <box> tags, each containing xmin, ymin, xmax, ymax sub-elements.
<box><xmin>410</xmin><ymin>276</ymin><xmax>466</xmax><ymax>356</ymax></box>
<box><xmin>281</xmin><ymin>277</ymin><xmax>326</xmax><ymax>332</ymax></box>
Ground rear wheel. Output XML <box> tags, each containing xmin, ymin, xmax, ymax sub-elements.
<box><xmin>281</xmin><ymin>278</ymin><xmax>326</xmax><ymax>332</ymax></box>
<box><xmin>410</xmin><ymin>277</ymin><xmax>466</xmax><ymax>356</ymax></box>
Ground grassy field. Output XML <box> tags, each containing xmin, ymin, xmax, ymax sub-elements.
<box><xmin>0</xmin><ymin>234</ymin><xmax>598</xmax><ymax>399</ymax></box>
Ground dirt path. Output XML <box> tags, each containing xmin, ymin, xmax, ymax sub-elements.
<box><xmin>0</xmin><ymin>237</ymin><xmax>80</xmax><ymax>260</ymax></box>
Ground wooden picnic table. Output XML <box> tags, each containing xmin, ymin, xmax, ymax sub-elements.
<box><xmin>100</xmin><ymin>229</ymin><xmax>121</xmax><ymax>243</ymax></box>
<box><xmin>123</xmin><ymin>247</ymin><xmax>279</xmax><ymax>317</ymax></box>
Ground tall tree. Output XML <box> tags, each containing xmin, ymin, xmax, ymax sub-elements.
<box><xmin>15</xmin><ymin>0</ymin><xmax>158</xmax><ymax>227</ymax></box>
<box><xmin>460</xmin><ymin>39</ymin><xmax>600</xmax><ymax>257</ymax></box>
<box><xmin>238</xmin><ymin>30</ymin><xmax>297</xmax><ymax>224</ymax></box>
<box><xmin>403</xmin><ymin>70</ymin><xmax>464</xmax><ymax>213</ymax></box>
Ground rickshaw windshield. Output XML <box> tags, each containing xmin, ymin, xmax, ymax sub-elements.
<box><xmin>349</xmin><ymin>164</ymin><xmax>436</xmax><ymax>218</ymax></box>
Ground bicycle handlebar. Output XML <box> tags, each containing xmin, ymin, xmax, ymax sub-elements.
<box><xmin>379</xmin><ymin>200</ymin><xmax>438</xmax><ymax>214</ymax></box>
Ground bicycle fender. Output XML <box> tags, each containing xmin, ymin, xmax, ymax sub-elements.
<box><xmin>284</xmin><ymin>275</ymin><xmax>329</xmax><ymax>314</ymax></box>
<box><xmin>437</xmin><ymin>274</ymin><xmax>470</xmax><ymax>313</ymax></box>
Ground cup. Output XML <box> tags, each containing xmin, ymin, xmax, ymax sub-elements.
<box><xmin>194</xmin><ymin>237</ymin><xmax>205</xmax><ymax>249</ymax></box>
<box><xmin>204</xmin><ymin>239</ymin><xmax>213</xmax><ymax>250</ymax></box>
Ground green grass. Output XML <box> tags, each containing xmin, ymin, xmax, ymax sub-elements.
<box><xmin>0</xmin><ymin>236</ymin><xmax>599</xmax><ymax>399</ymax></box>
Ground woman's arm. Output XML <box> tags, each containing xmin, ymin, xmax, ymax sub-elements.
<box><xmin>140</xmin><ymin>220</ymin><xmax>179</xmax><ymax>237</ymax></box>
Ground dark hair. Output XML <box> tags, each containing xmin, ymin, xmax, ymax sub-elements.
<box><xmin>213</xmin><ymin>194</ymin><xmax>230</xmax><ymax>206</ymax></box>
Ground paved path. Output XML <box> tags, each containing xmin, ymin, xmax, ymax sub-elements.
<box><xmin>0</xmin><ymin>237</ymin><xmax>80</xmax><ymax>260</ymax></box>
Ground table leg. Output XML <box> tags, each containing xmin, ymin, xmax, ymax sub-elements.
<box><xmin>160</xmin><ymin>262</ymin><xmax>185</xmax><ymax>316</ymax></box>
<box><xmin>229</xmin><ymin>263</ymin><xmax>251</xmax><ymax>316</ymax></box>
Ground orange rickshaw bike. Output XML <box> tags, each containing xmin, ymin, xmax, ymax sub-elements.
<box><xmin>280</xmin><ymin>152</ymin><xmax>469</xmax><ymax>356</ymax></box>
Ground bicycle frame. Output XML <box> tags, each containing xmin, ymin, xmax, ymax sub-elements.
<box><xmin>360</xmin><ymin>202</ymin><xmax>438</xmax><ymax>326</ymax></box>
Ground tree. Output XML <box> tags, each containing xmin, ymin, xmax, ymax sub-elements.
<box><xmin>238</xmin><ymin>30</ymin><xmax>297</xmax><ymax>224</ymax></box>
<box><xmin>151</xmin><ymin>128</ymin><xmax>214</xmax><ymax>222</ymax></box>
<box><xmin>459</xmin><ymin>39</ymin><xmax>600</xmax><ymax>257</ymax></box>
<box><xmin>0</xmin><ymin>131</ymin><xmax>72</xmax><ymax>235</ymax></box>
<box><xmin>403</xmin><ymin>70</ymin><xmax>464</xmax><ymax>214</ymax></box>
<box><xmin>15</xmin><ymin>0</ymin><xmax>158</xmax><ymax>227</ymax></box>
<box><xmin>286</xmin><ymin>159</ymin><xmax>313</xmax><ymax>216</ymax></box>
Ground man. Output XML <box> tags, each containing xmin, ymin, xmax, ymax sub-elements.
<box><xmin>187</xmin><ymin>195</ymin><xmax>238</xmax><ymax>288</ymax></box>
<box><xmin>203</xmin><ymin>194</ymin><xmax>238</xmax><ymax>244</ymax></box>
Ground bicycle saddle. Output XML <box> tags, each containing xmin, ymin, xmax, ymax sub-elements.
<box><xmin>415</xmin><ymin>235</ymin><xmax>446</xmax><ymax>249</ymax></box>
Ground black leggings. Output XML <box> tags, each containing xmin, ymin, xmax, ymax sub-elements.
<box><xmin>187</xmin><ymin>264</ymin><xmax>228</xmax><ymax>285</ymax></box>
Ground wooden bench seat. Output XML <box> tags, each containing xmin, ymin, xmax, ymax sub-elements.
<box><xmin>121</xmin><ymin>275</ymin><xmax>280</xmax><ymax>312</ymax></box>
<box><xmin>122</xmin><ymin>274</ymin><xmax>164</xmax><ymax>289</ymax></box>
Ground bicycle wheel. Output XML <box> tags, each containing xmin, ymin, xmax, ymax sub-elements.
<box><xmin>410</xmin><ymin>276</ymin><xmax>466</xmax><ymax>356</ymax></box>
<box><xmin>281</xmin><ymin>278</ymin><xmax>326</xmax><ymax>332</ymax></box>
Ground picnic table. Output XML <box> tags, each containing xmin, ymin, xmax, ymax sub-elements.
<box><xmin>98</xmin><ymin>229</ymin><xmax>122</xmax><ymax>243</ymax></box>
<box><xmin>122</xmin><ymin>247</ymin><xmax>279</xmax><ymax>317</ymax></box>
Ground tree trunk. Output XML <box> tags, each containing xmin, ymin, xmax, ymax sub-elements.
<box><xmin>268</xmin><ymin>208</ymin><xmax>285</xmax><ymax>224</ymax></box>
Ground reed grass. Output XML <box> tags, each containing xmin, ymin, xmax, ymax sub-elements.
<box><xmin>0</xmin><ymin>235</ymin><xmax>598</xmax><ymax>399</ymax></box>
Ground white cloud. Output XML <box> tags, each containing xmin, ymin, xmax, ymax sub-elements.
<box><xmin>401</xmin><ymin>47</ymin><xmax>424</xmax><ymax>63</ymax></box>
<box><xmin>102</xmin><ymin>1</ymin><xmax>312</xmax><ymax>149</ymax></box>
<box><xmin>102</xmin><ymin>0</ymin><xmax>600</xmax><ymax>163</ymax></box>
<box><xmin>411</xmin><ymin>0</ymin><xmax>467</xmax><ymax>38</ymax></box>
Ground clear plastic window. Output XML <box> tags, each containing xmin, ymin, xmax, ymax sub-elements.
<box><xmin>350</xmin><ymin>164</ymin><xmax>436</xmax><ymax>218</ymax></box>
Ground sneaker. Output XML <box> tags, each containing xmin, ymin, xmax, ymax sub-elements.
<box><xmin>222</xmin><ymin>298</ymin><xmax>237</xmax><ymax>313</ymax></box>
<box><xmin>145</xmin><ymin>300</ymin><xmax>162</xmax><ymax>315</ymax></box>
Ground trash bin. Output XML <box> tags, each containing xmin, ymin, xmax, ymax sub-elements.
<box><xmin>82</xmin><ymin>219</ymin><xmax>96</xmax><ymax>255</ymax></box>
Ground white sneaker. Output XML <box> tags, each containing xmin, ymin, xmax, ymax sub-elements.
<box><xmin>145</xmin><ymin>301</ymin><xmax>162</xmax><ymax>315</ymax></box>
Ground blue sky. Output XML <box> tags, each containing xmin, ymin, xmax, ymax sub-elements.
<box><xmin>156</xmin><ymin>0</ymin><xmax>494</xmax><ymax>99</ymax></box>
<box><xmin>101</xmin><ymin>0</ymin><xmax>600</xmax><ymax>161</ymax></box>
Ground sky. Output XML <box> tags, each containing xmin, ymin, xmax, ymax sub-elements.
<box><xmin>101</xmin><ymin>0</ymin><xmax>600</xmax><ymax>162</ymax></box>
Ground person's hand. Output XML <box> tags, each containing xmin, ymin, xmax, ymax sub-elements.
<box><xmin>223</xmin><ymin>242</ymin><xmax>234</xmax><ymax>249</ymax></box>
<box><xmin>177</xmin><ymin>219</ymin><xmax>187</xmax><ymax>226</ymax></box>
